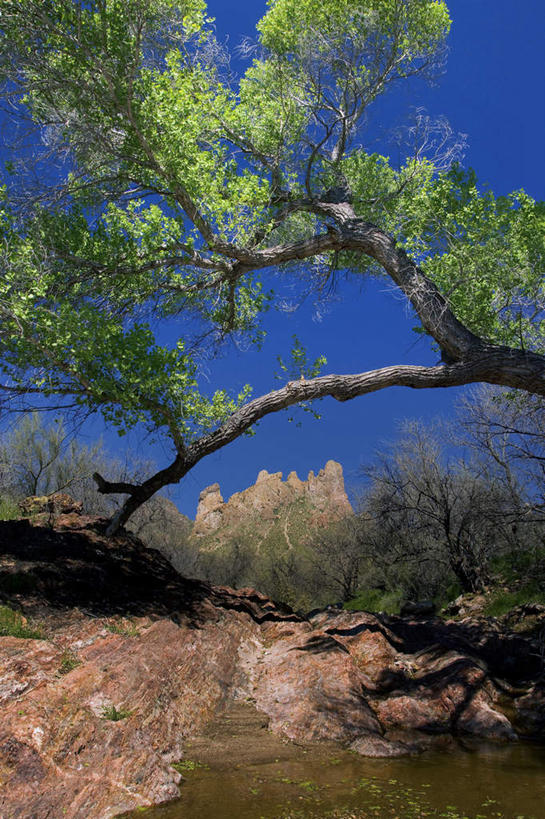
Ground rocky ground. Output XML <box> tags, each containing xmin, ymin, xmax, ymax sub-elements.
<box><xmin>0</xmin><ymin>502</ymin><xmax>543</xmax><ymax>818</ymax></box>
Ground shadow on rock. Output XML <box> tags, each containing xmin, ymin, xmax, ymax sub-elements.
<box><xmin>0</xmin><ymin>517</ymin><xmax>299</xmax><ymax>627</ymax></box>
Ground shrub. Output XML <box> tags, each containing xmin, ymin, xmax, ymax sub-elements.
<box><xmin>58</xmin><ymin>649</ymin><xmax>82</xmax><ymax>675</ymax></box>
<box><xmin>0</xmin><ymin>605</ymin><xmax>43</xmax><ymax>639</ymax></box>
<box><xmin>100</xmin><ymin>704</ymin><xmax>133</xmax><ymax>721</ymax></box>
<box><xmin>344</xmin><ymin>588</ymin><xmax>403</xmax><ymax>615</ymax></box>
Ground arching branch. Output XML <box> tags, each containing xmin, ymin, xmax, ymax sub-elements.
<box><xmin>102</xmin><ymin>347</ymin><xmax>545</xmax><ymax>535</ymax></box>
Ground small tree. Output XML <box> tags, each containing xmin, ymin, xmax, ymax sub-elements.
<box><xmin>0</xmin><ymin>1</ymin><xmax>543</xmax><ymax>533</ymax></box>
<box><xmin>362</xmin><ymin>422</ymin><xmax>518</xmax><ymax>593</ymax></box>
<box><xmin>457</xmin><ymin>387</ymin><xmax>545</xmax><ymax>517</ymax></box>
<box><xmin>350</xmin><ymin>496</ymin><xmax>450</xmax><ymax>602</ymax></box>
<box><xmin>196</xmin><ymin>537</ymin><xmax>257</xmax><ymax>590</ymax></box>
<box><xmin>0</xmin><ymin>413</ymin><xmax>104</xmax><ymax>499</ymax></box>
<box><xmin>306</xmin><ymin>516</ymin><xmax>366</xmax><ymax>603</ymax></box>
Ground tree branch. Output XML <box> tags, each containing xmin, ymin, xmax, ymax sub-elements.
<box><xmin>104</xmin><ymin>348</ymin><xmax>545</xmax><ymax>534</ymax></box>
<box><xmin>92</xmin><ymin>472</ymin><xmax>138</xmax><ymax>496</ymax></box>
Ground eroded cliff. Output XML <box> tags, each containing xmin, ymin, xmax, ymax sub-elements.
<box><xmin>193</xmin><ymin>460</ymin><xmax>352</xmax><ymax>547</ymax></box>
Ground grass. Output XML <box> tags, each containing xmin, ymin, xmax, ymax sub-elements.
<box><xmin>100</xmin><ymin>704</ymin><xmax>133</xmax><ymax>721</ymax></box>
<box><xmin>0</xmin><ymin>495</ymin><xmax>20</xmax><ymax>521</ymax></box>
<box><xmin>490</xmin><ymin>547</ymin><xmax>545</xmax><ymax>583</ymax></box>
<box><xmin>484</xmin><ymin>581</ymin><xmax>545</xmax><ymax>618</ymax></box>
<box><xmin>344</xmin><ymin>588</ymin><xmax>403</xmax><ymax>615</ymax></box>
<box><xmin>105</xmin><ymin>619</ymin><xmax>140</xmax><ymax>636</ymax></box>
<box><xmin>344</xmin><ymin>549</ymin><xmax>545</xmax><ymax>621</ymax></box>
<box><xmin>58</xmin><ymin>649</ymin><xmax>82</xmax><ymax>675</ymax></box>
<box><xmin>0</xmin><ymin>604</ymin><xmax>43</xmax><ymax>639</ymax></box>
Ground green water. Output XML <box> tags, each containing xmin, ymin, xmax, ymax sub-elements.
<box><xmin>130</xmin><ymin>742</ymin><xmax>545</xmax><ymax>819</ymax></box>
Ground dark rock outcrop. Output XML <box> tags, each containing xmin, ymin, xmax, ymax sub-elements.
<box><xmin>0</xmin><ymin>510</ymin><xmax>543</xmax><ymax>818</ymax></box>
<box><xmin>400</xmin><ymin>600</ymin><xmax>437</xmax><ymax>618</ymax></box>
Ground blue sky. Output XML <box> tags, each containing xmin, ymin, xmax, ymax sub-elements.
<box><xmin>5</xmin><ymin>1</ymin><xmax>545</xmax><ymax>517</ymax></box>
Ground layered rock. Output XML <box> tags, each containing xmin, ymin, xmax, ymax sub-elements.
<box><xmin>0</xmin><ymin>510</ymin><xmax>543</xmax><ymax>818</ymax></box>
<box><xmin>193</xmin><ymin>460</ymin><xmax>352</xmax><ymax>539</ymax></box>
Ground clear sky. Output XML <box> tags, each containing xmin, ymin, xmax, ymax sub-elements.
<box><xmin>5</xmin><ymin>1</ymin><xmax>545</xmax><ymax>517</ymax></box>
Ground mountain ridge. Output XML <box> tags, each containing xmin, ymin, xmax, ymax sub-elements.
<box><xmin>193</xmin><ymin>459</ymin><xmax>352</xmax><ymax>542</ymax></box>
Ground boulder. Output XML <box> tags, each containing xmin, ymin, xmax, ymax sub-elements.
<box><xmin>18</xmin><ymin>494</ymin><xmax>83</xmax><ymax>518</ymax></box>
<box><xmin>400</xmin><ymin>600</ymin><xmax>437</xmax><ymax>618</ymax></box>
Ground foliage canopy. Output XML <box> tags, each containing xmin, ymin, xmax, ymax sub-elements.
<box><xmin>0</xmin><ymin>0</ymin><xmax>543</xmax><ymax>531</ymax></box>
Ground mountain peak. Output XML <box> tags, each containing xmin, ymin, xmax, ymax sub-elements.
<box><xmin>193</xmin><ymin>461</ymin><xmax>351</xmax><ymax>539</ymax></box>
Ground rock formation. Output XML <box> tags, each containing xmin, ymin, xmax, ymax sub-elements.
<box><xmin>0</xmin><ymin>505</ymin><xmax>543</xmax><ymax>817</ymax></box>
<box><xmin>193</xmin><ymin>460</ymin><xmax>352</xmax><ymax>539</ymax></box>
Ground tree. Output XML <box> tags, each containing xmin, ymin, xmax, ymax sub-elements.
<box><xmin>306</xmin><ymin>516</ymin><xmax>367</xmax><ymax>603</ymax></box>
<box><xmin>0</xmin><ymin>412</ymin><xmax>104</xmax><ymax>499</ymax></box>
<box><xmin>0</xmin><ymin>0</ymin><xmax>543</xmax><ymax>534</ymax></box>
<box><xmin>362</xmin><ymin>421</ymin><xmax>519</xmax><ymax>592</ymax></box>
<box><xmin>457</xmin><ymin>387</ymin><xmax>545</xmax><ymax>517</ymax></box>
<box><xmin>346</xmin><ymin>493</ymin><xmax>449</xmax><ymax>603</ymax></box>
<box><xmin>0</xmin><ymin>412</ymin><xmax>192</xmax><ymax>560</ymax></box>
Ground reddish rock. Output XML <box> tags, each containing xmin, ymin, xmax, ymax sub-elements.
<box><xmin>514</xmin><ymin>685</ymin><xmax>545</xmax><ymax>736</ymax></box>
<box><xmin>457</xmin><ymin>690</ymin><xmax>517</xmax><ymax>740</ymax></box>
<box><xmin>373</xmin><ymin>656</ymin><xmax>488</xmax><ymax>733</ymax></box>
<box><xmin>0</xmin><ymin>613</ymin><xmax>261</xmax><ymax>818</ymax></box>
<box><xmin>251</xmin><ymin>628</ymin><xmax>383</xmax><ymax>746</ymax></box>
<box><xmin>0</xmin><ymin>511</ymin><xmax>542</xmax><ymax>818</ymax></box>
<box><xmin>318</xmin><ymin>610</ymin><xmax>401</xmax><ymax>688</ymax></box>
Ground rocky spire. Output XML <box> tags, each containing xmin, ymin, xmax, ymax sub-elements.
<box><xmin>193</xmin><ymin>460</ymin><xmax>351</xmax><ymax>537</ymax></box>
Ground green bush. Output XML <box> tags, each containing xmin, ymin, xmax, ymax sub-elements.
<box><xmin>0</xmin><ymin>496</ymin><xmax>19</xmax><ymax>521</ymax></box>
<box><xmin>0</xmin><ymin>605</ymin><xmax>43</xmax><ymax>638</ymax></box>
<box><xmin>344</xmin><ymin>588</ymin><xmax>403</xmax><ymax>615</ymax></box>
